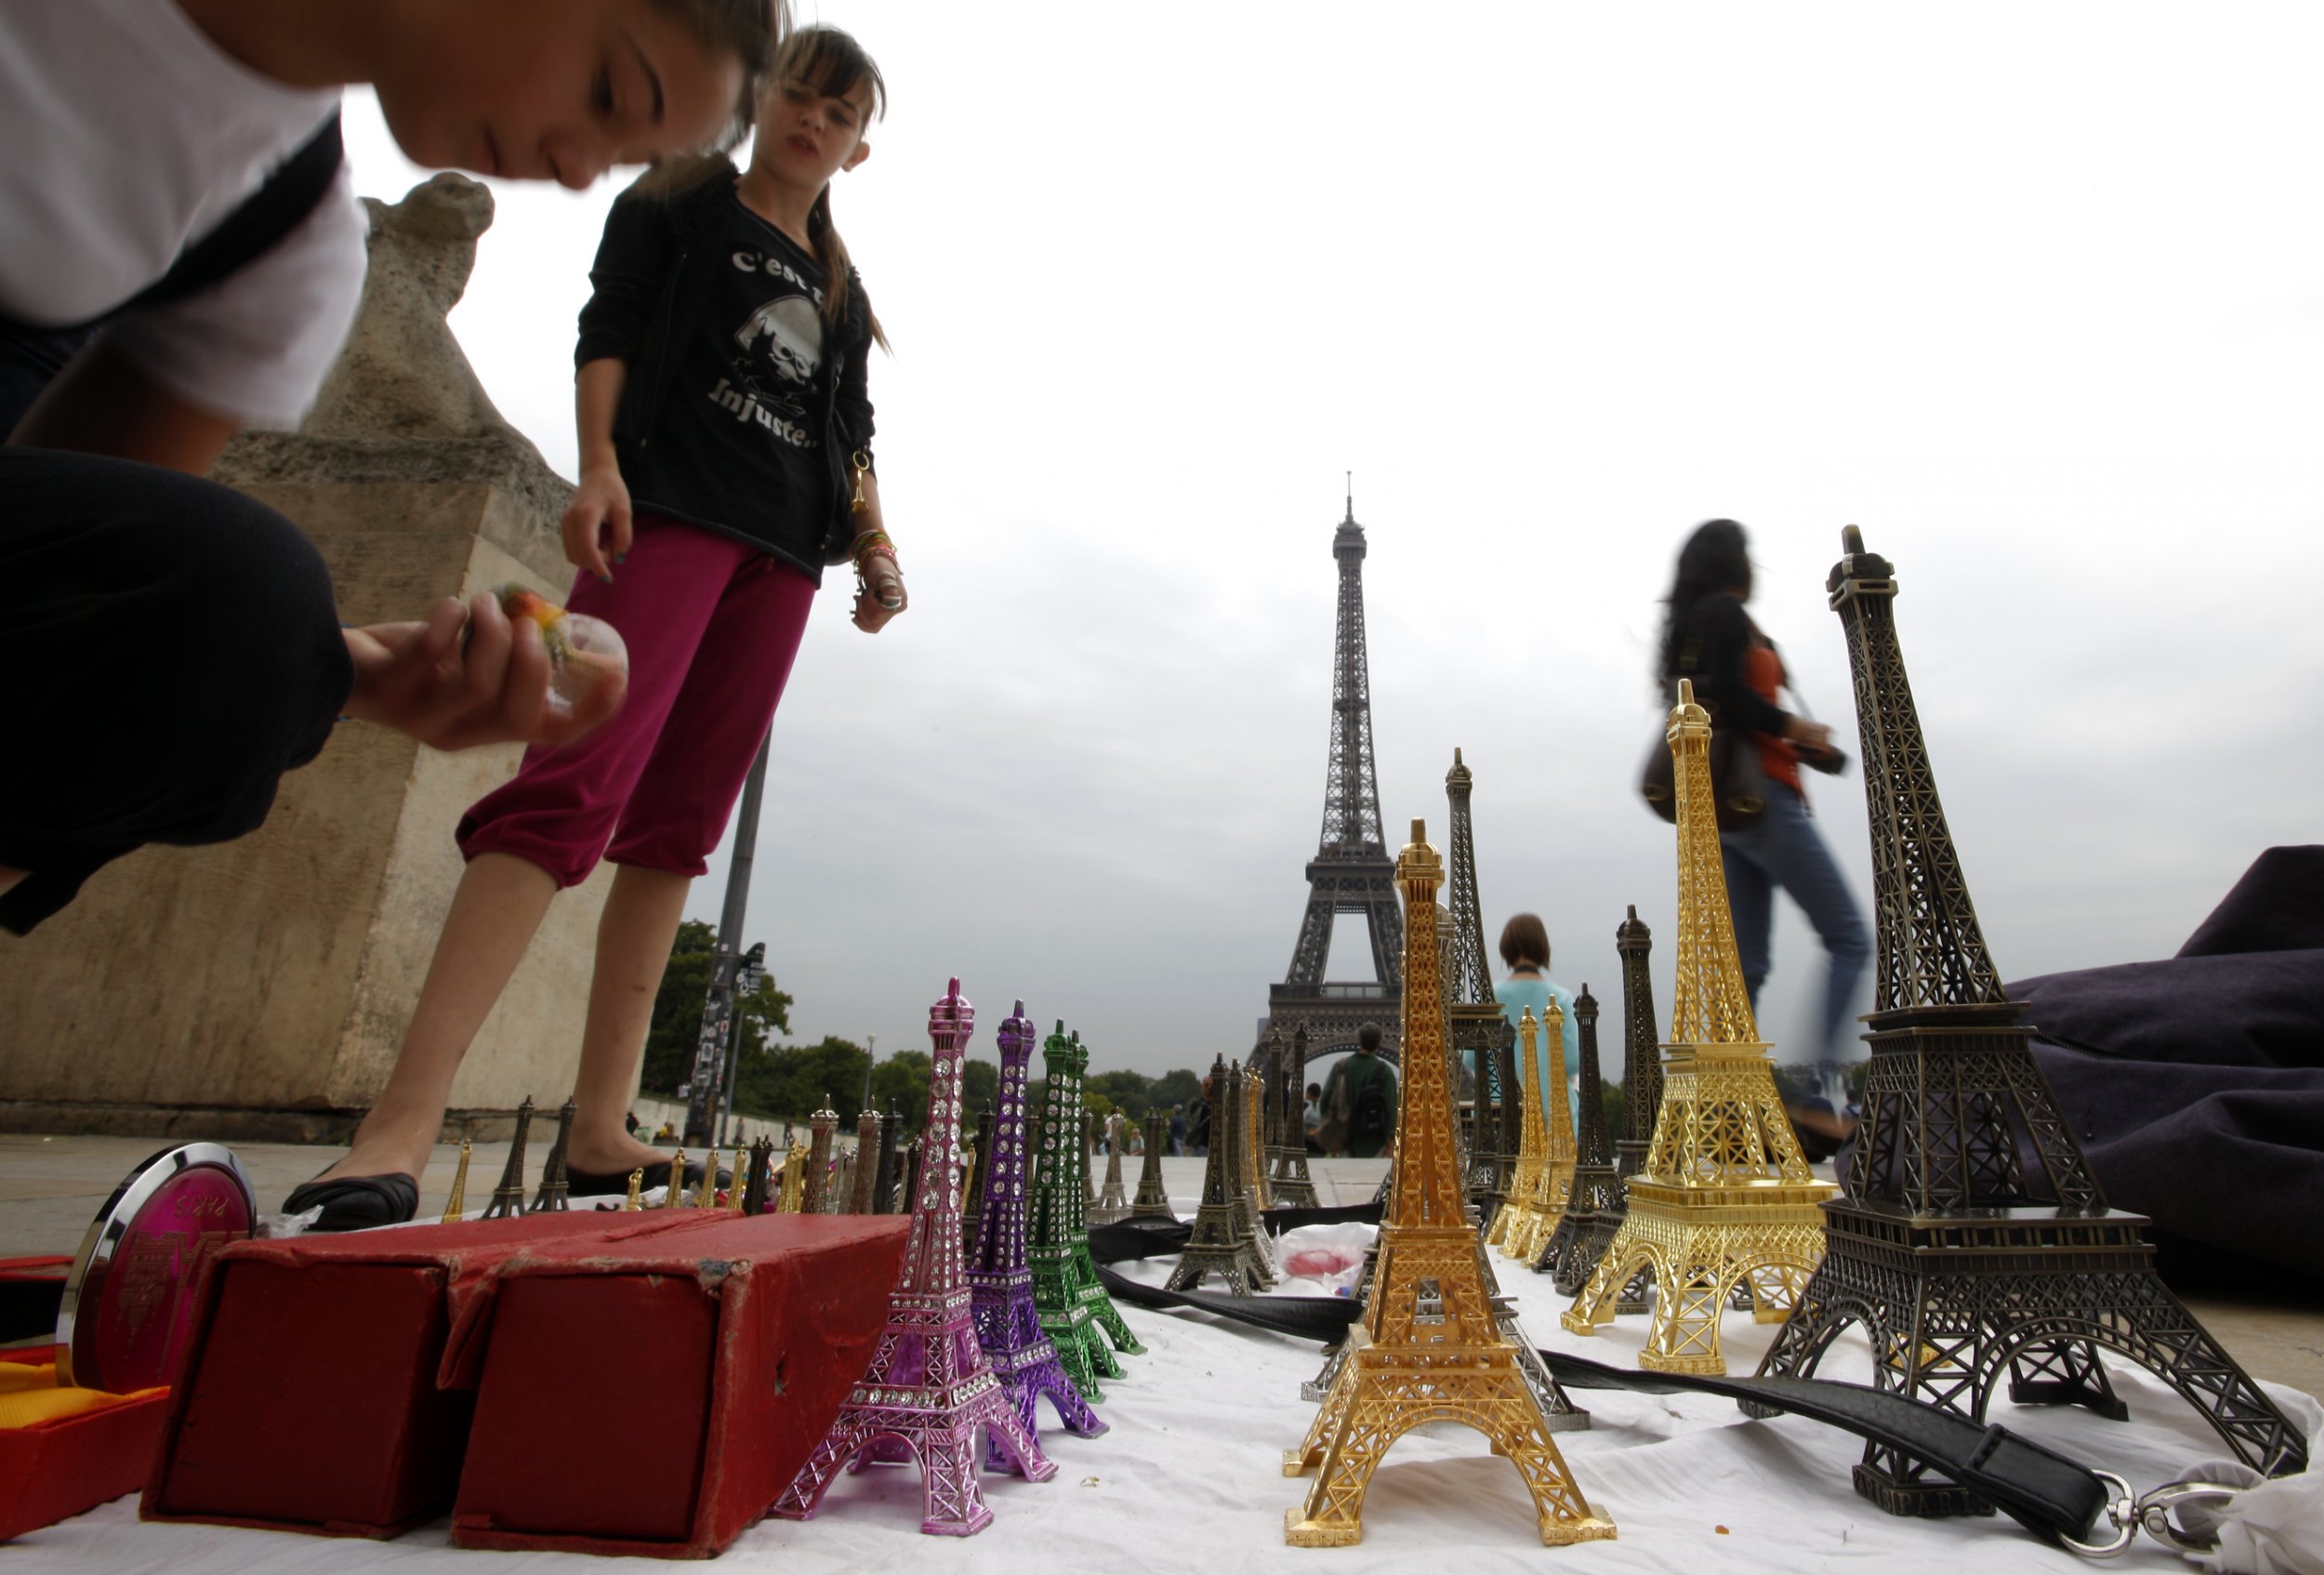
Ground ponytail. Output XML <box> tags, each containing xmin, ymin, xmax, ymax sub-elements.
<box><xmin>809</xmin><ymin>186</ymin><xmax>888</xmax><ymax>352</ymax></box>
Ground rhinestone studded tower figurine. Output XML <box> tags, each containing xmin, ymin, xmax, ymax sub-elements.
<box><xmin>1285</xmin><ymin>820</ymin><xmax>1614</xmax><ymax>1550</ymax></box>
<box><xmin>1267</xmin><ymin>1026</ymin><xmax>1320</xmax><ymax>1207</ymax></box>
<box><xmin>1131</xmin><ymin>1112</ymin><xmax>1176</xmax><ymax>1221</ymax></box>
<box><xmin>481</xmin><ymin>1097</ymin><xmax>534</xmax><ymax>1219</ymax></box>
<box><xmin>1561</xmin><ymin>682</ymin><xmax>1836</xmax><ymax>1371</ymax></box>
<box><xmin>1485</xmin><ymin>1011</ymin><xmax>1548</xmax><ymax>1249</ymax></box>
<box><xmin>1535</xmin><ymin>985</ymin><xmax>1617</xmax><ymax>1282</ymax></box>
<box><xmin>1027</xmin><ymin>1025</ymin><xmax>1129</xmax><ymax>1398</ymax></box>
<box><xmin>1752</xmin><ymin>528</ymin><xmax>2306</xmax><ymax>1507</ymax></box>
<box><xmin>1166</xmin><ymin>1054</ymin><xmax>1274</xmax><ymax>1293</ymax></box>
<box><xmin>772</xmin><ymin>980</ymin><xmax>1055</xmax><ymax>1536</ymax></box>
<box><xmin>804</xmin><ymin>1099</ymin><xmax>837</xmax><ymax>1214</ymax></box>
<box><xmin>968</xmin><ymin>1000</ymin><xmax>1106</xmax><ymax>1451</ymax></box>
<box><xmin>1063</xmin><ymin>1034</ymin><xmax>1146</xmax><ymax>1357</ymax></box>
<box><xmin>850</xmin><ymin>1111</ymin><xmax>882</xmax><ymax>1213</ymax></box>
<box><xmin>1504</xmin><ymin>999</ymin><xmax>1576</xmax><ymax>1264</ymax></box>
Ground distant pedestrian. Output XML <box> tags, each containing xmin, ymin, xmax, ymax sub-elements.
<box><xmin>1168</xmin><ymin>1105</ymin><xmax>1187</xmax><ymax>1157</ymax></box>
<box><xmin>1319</xmin><ymin>1023</ymin><xmax>1397</xmax><ymax>1159</ymax></box>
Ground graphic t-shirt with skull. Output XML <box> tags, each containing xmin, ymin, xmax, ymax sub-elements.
<box><xmin>626</xmin><ymin>199</ymin><xmax>838</xmax><ymax>575</ymax></box>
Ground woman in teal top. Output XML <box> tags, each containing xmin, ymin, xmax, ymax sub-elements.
<box><xmin>1491</xmin><ymin>913</ymin><xmax>1582</xmax><ymax>1129</ymax></box>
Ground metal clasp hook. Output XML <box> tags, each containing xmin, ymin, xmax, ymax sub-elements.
<box><xmin>2062</xmin><ymin>1473</ymin><xmax>2244</xmax><ymax>1560</ymax></box>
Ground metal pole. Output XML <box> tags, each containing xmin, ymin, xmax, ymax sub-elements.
<box><xmin>684</xmin><ymin>733</ymin><xmax>772</xmax><ymax>1146</ymax></box>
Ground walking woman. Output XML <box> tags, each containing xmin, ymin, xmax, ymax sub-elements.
<box><xmin>1657</xmin><ymin>520</ymin><xmax>1870</xmax><ymax>1068</ymax></box>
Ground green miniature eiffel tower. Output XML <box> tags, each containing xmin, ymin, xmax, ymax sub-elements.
<box><xmin>1027</xmin><ymin>1022</ymin><xmax>1141</xmax><ymax>1400</ymax></box>
<box><xmin>1061</xmin><ymin>1029</ymin><xmax>1145</xmax><ymax>1358</ymax></box>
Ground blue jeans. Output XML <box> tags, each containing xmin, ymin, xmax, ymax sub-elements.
<box><xmin>1719</xmin><ymin>786</ymin><xmax>1872</xmax><ymax>1063</ymax></box>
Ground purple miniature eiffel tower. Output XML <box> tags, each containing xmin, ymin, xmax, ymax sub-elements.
<box><xmin>969</xmin><ymin>1000</ymin><xmax>1107</xmax><ymax>1460</ymax></box>
<box><xmin>772</xmin><ymin>980</ymin><xmax>1056</xmax><ymax>1536</ymax></box>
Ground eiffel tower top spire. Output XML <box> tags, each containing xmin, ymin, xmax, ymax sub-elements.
<box><xmin>1666</xmin><ymin>682</ymin><xmax>1763</xmax><ymax>1049</ymax></box>
<box><xmin>1829</xmin><ymin>526</ymin><xmax>2008</xmax><ymax>1017</ymax></box>
<box><xmin>1319</xmin><ymin>496</ymin><xmax>1384</xmax><ymax>860</ymax></box>
<box><xmin>1443</xmin><ymin>748</ymin><xmax>1496</xmax><ymax>1008</ymax></box>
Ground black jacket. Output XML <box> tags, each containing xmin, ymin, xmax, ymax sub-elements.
<box><xmin>1667</xmin><ymin>590</ymin><xmax>1792</xmax><ymax>740</ymax></box>
<box><xmin>574</xmin><ymin>165</ymin><xmax>875</xmax><ymax>566</ymax></box>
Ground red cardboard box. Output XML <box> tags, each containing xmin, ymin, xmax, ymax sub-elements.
<box><xmin>143</xmin><ymin>1212</ymin><xmax>623</xmax><ymax>1538</ymax></box>
<box><xmin>450</xmin><ymin>1212</ymin><xmax>908</xmax><ymax>1559</ymax></box>
<box><xmin>1</xmin><ymin>1345</ymin><xmax>170</xmax><ymax>1542</ymax></box>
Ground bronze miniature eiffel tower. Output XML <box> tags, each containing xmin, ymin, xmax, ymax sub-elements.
<box><xmin>1242</xmin><ymin>1064</ymin><xmax>1272</xmax><ymax>1213</ymax></box>
<box><xmin>529</xmin><ymin>1098</ymin><xmax>575</xmax><ymax>1212</ymax></box>
<box><xmin>1557</xmin><ymin>907</ymin><xmax>1664</xmax><ymax>1310</ymax></box>
<box><xmin>1130</xmin><ymin>1112</ymin><xmax>1176</xmax><ymax>1220</ymax></box>
<box><xmin>1223</xmin><ymin>1062</ymin><xmax>1274</xmax><ymax>1275</ymax></box>
<box><xmin>1267</xmin><ymin>1026</ymin><xmax>1321</xmax><ymax>1207</ymax></box>
<box><xmin>1285</xmin><ymin>821</ymin><xmax>1614</xmax><ymax>1548</ymax></box>
<box><xmin>1752</xmin><ymin>527</ymin><xmax>2308</xmax><ymax>1510</ymax></box>
<box><xmin>1091</xmin><ymin>1112</ymin><xmax>1129</xmax><ymax>1224</ymax></box>
<box><xmin>481</xmin><ymin>1096</ymin><xmax>535</xmax><ymax>1219</ymax></box>
<box><xmin>1442</xmin><ymin>748</ymin><xmax>1510</xmax><ymax>1204</ymax></box>
<box><xmin>1562</xmin><ymin>683</ymin><xmax>1836</xmax><ymax>1371</ymax></box>
<box><xmin>740</xmin><ymin>1134</ymin><xmax>775</xmax><ymax>1215</ymax></box>
<box><xmin>804</xmin><ymin>1098</ymin><xmax>837</xmax><ymax>1214</ymax></box>
<box><xmin>1166</xmin><ymin>1054</ymin><xmax>1274</xmax><ymax>1293</ymax></box>
<box><xmin>1535</xmin><ymin>984</ymin><xmax>1618</xmax><ymax>1281</ymax></box>
<box><xmin>849</xmin><ymin>1109</ymin><xmax>882</xmax><ymax>1213</ymax></box>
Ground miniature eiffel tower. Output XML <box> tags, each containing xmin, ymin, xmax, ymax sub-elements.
<box><xmin>875</xmin><ymin>1102</ymin><xmax>905</xmax><ymax>1214</ymax></box>
<box><xmin>960</xmin><ymin>1108</ymin><xmax>995</xmax><ymax>1252</ymax></box>
<box><xmin>1079</xmin><ymin>1112</ymin><xmax>1100</xmax><ymax>1215</ymax></box>
<box><xmin>774</xmin><ymin>981</ymin><xmax>1053</xmax><ymax>1535</ymax></box>
<box><xmin>1061</xmin><ymin>1033</ymin><xmax>1146</xmax><ymax>1356</ymax></box>
<box><xmin>1223</xmin><ymin>1062</ymin><xmax>1274</xmax><ymax>1278</ymax></box>
<box><xmin>850</xmin><ymin>1110</ymin><xmax>882</xmax><ymax>1213</ymax></box>
<box><xmin>968</xmin><ymin>1000</ymin><xmax>1106</xmax><ymax>1455</ymax></box>
<box><xmin>1561</xmin><ymin>683</ymin><xmax>1836</xmax><ymax>1370</ymax></box>
<box><xmin>1091</xmin><ymin>1112</ymin><xmax>1129</xmax><ymax>1224</ymax></box>
<box><xmin>529</xmin><ymin>1098</ymin><xmax>575</xmax><ymax>1213</ymax></box>
<box><xmin>804</xmin><ymin>1098</ymin><xmax>837</xmax><ymax>1214</ymax></box>
<box><xmin>1534</xmin><ymin>984</ymin><xmax>1618</xmax><ymax>1282</ymax></box>
<box><xmin>1167</xmin><ymin>1054</ymin><xmax>1274</xmax><ymax>1293</ymax></box>
<box><xmin>1442</xmin><ymin>748</ymin><xmax>1511</xmax><ymax>1204</ymax></box>
<box><xmin>776</xmin><ymin>1141</ymin><xmax>805</xmax><ymax>1213</ymax></box>
<box><xmin>481</xmin><ymin>1097</ymin><xmax>534</xmax><ymax>1219</ymax></box>
<box><xmin>439</xmin><ymin>1138</ymin><xmax>472</xmax><ymax>1223</ymax></box>
<box><xmin>663</xmin><ymin>1148</ymin><xmax>688</xmax><ymax>1208</ymax></box>
<box><xmin>1557</xmin><ymin>907</ymin><xmax>1664</xmax><ymax>1309</ymax></box>
<box><xmin>741</xmin><ymin>1135</ymin><xmax>775</xmax><ymax>1215</ymax></box>
<box><xmin>1285</xmin><ymin>820</ymin><xmax>1614</xmax><ymax>1549</ymax></box>
<box><xmin>1242</xmin><ymin>1063</ymin><xmax>1273</xmax><ymax>1212</ymax></box>
<box><xmin>1751</xmin><ymin>527</ymin><xmax>2307</xmax><ymax>1508</ymax></box>
<box><xmin>1485</xmin><ymin>1010</ymin><xmax>1547</xmax><ymax>1249</ymax></box>
<box><xmin>1027</xmin><ymin>1025</ymin><xmax>1130</xmax><ymax>1399</ymax></box>
<box><xmin>1265</xmin><ymin>1026</ymin><xmax>1321</xmax><ymax>1207</ymax></box>
<box><xmin>1130</xmin><ymin>1112</ymin><xmax>1176</xmax><ymax>1220</ymax></box>
<box><xmin>1504</xmin><ymin>999</ymin><xmax>1577</xmax><ymax>1263</ymax></box>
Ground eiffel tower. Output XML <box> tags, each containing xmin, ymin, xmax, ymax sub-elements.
<box><xmin>1552</xmin><ymin>908</ymin><xmax>1663</xmax><ymax>1305</ymax></box>
<box><xmin>1752</xmin><ymin>527</ymin><xmax>2307</xmax><ymax>1511</ymax></box>
<box><xmin>1284</xmin><ymin>820</ymin><xmax>1613</xmax><ymax>1548</ymax></box>
<box><xmin>1263</xmin><ymin>490</ymin><xmax>1406</xmax><ymax>1064</ymax></box>
<box><xmin>772</xmin><ymin>981</ymin><xmax>1052</xmax><ymax>1536</ymax></box>
<box><xmin>1442</xmin><ymin>748</ymin><xmax>1515</xmax><ymax>1204</ymax></box>
<box><xmin>1534</xmin><ymin>983</ymin><xmax>1617</xmax><ymax>1281</ymax></box>
<box><xmin>1267</xmin><ymin>1026</ymin><xmax>1320</xmax><ymax>1207</ymax></box>
<box><xmin>1562</xmin><ymin>682</ymin><xmax>1836</xmax><ymax>1370</ymax></box>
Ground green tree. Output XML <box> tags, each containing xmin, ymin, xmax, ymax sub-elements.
<box><xmin>642</xmin><ymin>920</ymin><xmax>793</xmax><ymax>1096</ymax></box>
<box><xmin>960</xmin><ymin>1057</ymin><xmax>998</xmax><ymax>1115</ymax></box>
<box><xmin>871</xmin><ymin>1049</ymin><xmax>934</xmax><ymax>1130</ymax></box>
<box><xmin>1086</xmin><ymin>1068</ymin><xmax>1155</xmax><ymax>1122</ymax></box>
<box><xmin>747</xmin><ymin>1035</ymin><xmax>869</xmax><ymax>1123</ymax></box>
<box><xmin>1149</xmin><ymin>1067</ymin><xmax>1204</xmax><ymax>1111</ymax></box>
<box><xmin>1599</xmin><ymin>1079</ymin><xmax>1625</xmax><ymax>1145</ymax></box>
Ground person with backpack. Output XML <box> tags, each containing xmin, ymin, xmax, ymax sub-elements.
<box><xmin>1320</xmin><ymin>1022</ymin><xmax>1397</xmax><ymax>1159</ymax></box>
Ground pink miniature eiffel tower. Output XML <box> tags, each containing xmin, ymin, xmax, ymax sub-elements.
<box><xmin>772</xmin><ymin>980</ymin><xmax>1056</xmax><ymax>1536</ymax></box>
<box><xmin>968</xmin><ymin>1000</ymin><xmax>1107</xmax><ymax>1462</ymax></box>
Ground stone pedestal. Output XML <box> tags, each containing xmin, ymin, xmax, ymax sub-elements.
<box><xmin>0</xmin><ymin>176</ymin><xmax>611</xmax><ymax>1142</ymax></box>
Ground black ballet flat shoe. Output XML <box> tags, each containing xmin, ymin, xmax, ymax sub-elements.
<box><xmin>281</xmin><ymin>1171</ymin><xmax>419</xmax><ymax>1232</ymax></box>
<box><xmin>562</xmin><ymin>1158</ymin><xmax>729</xmax><ymax>1198</ymax></box>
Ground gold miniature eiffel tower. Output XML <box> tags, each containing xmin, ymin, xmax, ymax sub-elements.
<box><xmin>1243</xmin><ymin>1065</ymin><xmax>1272</xmax><ymax>1212</ymax></box>
<box><xmin>1285</xmin><ymin>820</ymin><xmax>1615</xmax><ymax>1549</ymax></box>
<box><xmin>1503</xmin><ymin>999</ymin><xmax>1577</xmax><ymax>1263</ymax></box>
<box><xmin>1562</xmin><ymin>682</ymin><xmax>1835</xmax><ymax>1371</ymax></box>
<box><xmin>1485</xmin><ymin>1009</ymin><xmax>1548</xmax><ymax>1248</ymax></box>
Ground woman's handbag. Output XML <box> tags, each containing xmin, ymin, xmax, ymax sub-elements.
<box><xmin>1639</xmin><ymin>698</ymin><xmax>1770</xmax><ymax>832</ymax></box>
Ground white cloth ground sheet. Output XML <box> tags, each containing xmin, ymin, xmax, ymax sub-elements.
<box><xmin>12</xmin><ymin>1202</ymin><xmax>2319</xmax><ymax>1573</ymax></box>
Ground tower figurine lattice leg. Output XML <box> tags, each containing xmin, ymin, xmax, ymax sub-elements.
<box><xmin>1560</xmin><ymin>683</ymin><xmax>1835</xmax><ymax>1372</ymax></box>
<box><xmin>772</xmin><ymin>981</ymin><xmax>1055</xmax><ymax>1537</ymax></box>
<box><xmin>1748</xmin><ymin>528</ymin><xmax>2306</xmax><ymax>1512</ymax></box>
<box><xmin>967</xmin><ymin>1001</ymin><xmax>1105</xmax><ymax>1460</ymax></box>
<box><xmin>1285</xmin><ymin>820</ymin><xmax>1613</xmax><ymax>1549</ymax></box>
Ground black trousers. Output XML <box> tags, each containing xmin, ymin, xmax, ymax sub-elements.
<box><xmin>0</xmin><ymin>448</ymin><xmax>350</xmax><ymax>933</ymax></box>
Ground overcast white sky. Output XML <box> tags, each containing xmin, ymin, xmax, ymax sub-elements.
<box><xmin>341</xmin><ymin>2</ymin><xmax>2324</xmax><ymax>1079</ymax></box>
